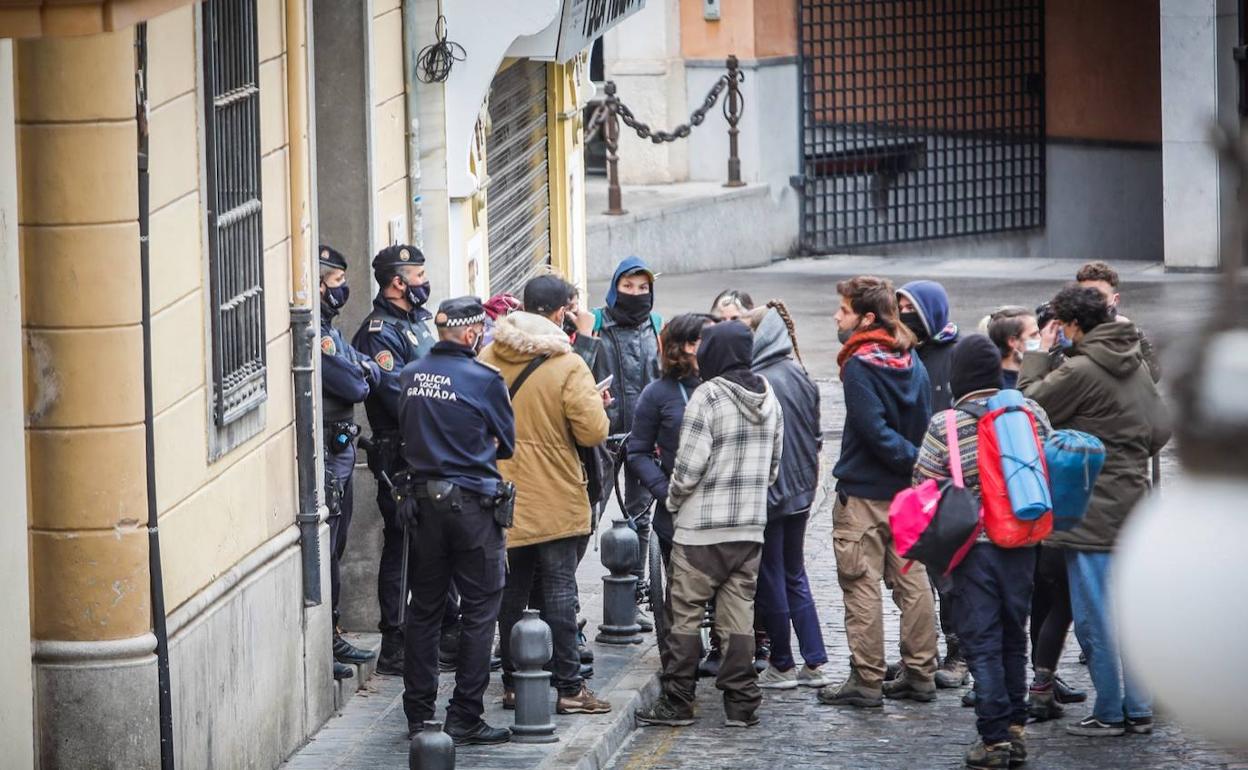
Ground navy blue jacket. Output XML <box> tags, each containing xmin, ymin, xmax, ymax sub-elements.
<box><xmin>321</xmin><ymin>303</ymin><xmax>380</xmax><ymax>422</ymax></box>
<box><xmin>833</xmin><ymin>353</ymin><xmax>932</xmax><ymax>500</ymax></box>
<box><xmin>352</xmin><ymin>294</ymin><xmax>436</xmax><ymax>433</ymax></box>
<box><xmin>398</xmin><ymin>341</ymin><xmax>516</xmax><ymax>497</ymax></box>
<box><xmin>626</xmin><ymin>374</ymin><xmax>700</xmax><ymax>543</ymax></box>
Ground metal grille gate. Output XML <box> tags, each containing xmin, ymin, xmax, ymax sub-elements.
<box><xmin>798</xmin><ymin>0</ymin><xmax>1045</xmax><ymax>251</ymax></box>
<box><xmin>202</xmin><ymin>0</ymin><xmax>267</xmax><ymax>425</ymax></box>
<box><xmin>486</xmin><ymin>60</ymin><xmax>552</xmax><ymax>296</ymax></box>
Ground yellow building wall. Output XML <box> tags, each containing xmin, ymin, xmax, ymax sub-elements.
<box><xmin>372</xmin><ymin>0</ymin><xmax>408</xmax><ymax>250</ymax></box>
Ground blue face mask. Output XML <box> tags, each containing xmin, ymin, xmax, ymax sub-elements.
<box><xmin>1057</xmin><ymin>328</ymin><xmax>1073</xmax><ymax>349</ymax></box>
<box><xmin>324</xmin><ymin>283</ymin><xmax>350</xmax><ymax>310</ymax></box>
<box><xmin>405</xmin><ymin>280</ymin><xmax>431</xmax><ymax>308</ymax></box>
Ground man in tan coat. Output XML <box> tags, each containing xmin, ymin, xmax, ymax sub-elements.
<box><xmin>480</xmin><ymin>275</ymin><xmax>612</xmax><ymax>714</ymax></box>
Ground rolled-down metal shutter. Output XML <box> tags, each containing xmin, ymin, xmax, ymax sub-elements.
<box><xmin>486</xmin><ymin>60</ymin><xmax>552</xmax><ymax>296</ymax></box>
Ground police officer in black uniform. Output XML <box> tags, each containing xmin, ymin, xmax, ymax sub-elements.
<box><xmin>318</xmin><ymin>246</ymin><xmax>380</xmax><ymax>680</ymax></box>
<box><xmin>396</xmin><ymin>297</ymin><xmax>516</xmax><ymax>745</ymax></box>
<box><xmin>351</xmin><ymin>244</ymin><xmax>447</xmax><ymax>673</ymax></box>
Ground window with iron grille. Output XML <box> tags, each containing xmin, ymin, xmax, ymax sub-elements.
<box><xmin>202</xmin><ymin>0</ymin><xmax>267</xmax><ymax>427</ymax></box>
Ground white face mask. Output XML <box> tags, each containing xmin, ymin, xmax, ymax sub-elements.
<box><xmin>1024</xmin><ymin>338</ymin><xmax>1042</xmax><ymax>352</ymax></box>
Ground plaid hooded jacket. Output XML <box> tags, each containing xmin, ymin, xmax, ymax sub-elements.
<box><xmin>665</xmin><ymin>376</ymin><xmax>784</xmax><ymax>546</ymax></box>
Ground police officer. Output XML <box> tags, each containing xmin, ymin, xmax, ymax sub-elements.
<box><xmin>318</xmin><ymin>246</ymin><xmax>380</xmax><ymax>680</ymax></box>
<box><xmin>397</xmin><ymin>297</ymin><xmax>516</xmax><ymax>745</ymax></box>
<box><xmin>351</xmin><ymin>244</ymin><xmax>447</xmax><ymax>673</ymax></box>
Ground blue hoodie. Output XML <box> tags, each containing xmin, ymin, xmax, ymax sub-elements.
<box><xmin>604</xmin><ymin>255</ymin><xmax>655</xmax><ymax>308</ymax></box>
<box><xmin>898</xmin><ymin>280</ymin><xmax>958</xmax><ymax>412</ymax></box>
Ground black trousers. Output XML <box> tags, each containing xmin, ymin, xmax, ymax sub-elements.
<box><xmin>327</xmin><ymin>473</ymin><xmax>354</xmax><ymax>629</ymax></box>
<box><xmin>402</xmin><ymin>492</ymin><xmax>506</xmax><ymax>730</ymax></box>
<box><xmin>1030</xmin><ymin>544</ymin><xmax>1073</xmax><ymax>671</ymax></box>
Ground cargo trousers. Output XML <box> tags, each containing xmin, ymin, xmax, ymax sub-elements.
<box><xmin>832</xmin><ymin>493</ymin><xmax>938</xmax><ymax>688</ymax></box>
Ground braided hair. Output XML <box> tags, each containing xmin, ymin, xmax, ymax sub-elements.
<box><xmin>766</xmin><ymin>299</ymin><xmax>806</xmax><ymax>373</ymax></box>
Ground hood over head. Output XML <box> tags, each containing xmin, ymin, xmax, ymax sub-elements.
<box><xmin>699</xmin><ymin>321</ymin><xmax>765</xmax><ymax>392</ymax></box>
<box><xmin>1075</xmin><ymin>320</ymin><xmax>1144</xmax><ymax>379</ymax></box>
<box><xmin>898</xmin><ymin>280</ymin><xmax>958</xmax><ymax>343</ymax></box>
<box><xmin>604</xmin><ymin>255</ymin><xmax>656</xmax><ymax>308</ymax></box>
<box><xmin>751</xmin><ymin>308</ymin><xmax>792</xmax><ymax>368</ymax></box>
<box><xmin>486</xmin><ymin>311</ymin><xmax>573</xmax><ymax>364</ymax></box>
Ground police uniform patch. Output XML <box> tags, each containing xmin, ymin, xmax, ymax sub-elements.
<box><xmin>375</xmin><ymin>349</ymin><xmax>395</xmax><ymax>372</ymax></box>
<box><xmin>320</xmin><ymin>335</ymin><xmax>336</xmax><ymax>356</ymax></box>
<box><xmin>368</xmin><ymin>318</ymin><xmax>384</xmax><ymax>333</ymax></box>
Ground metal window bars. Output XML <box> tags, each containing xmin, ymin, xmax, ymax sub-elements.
<box><xmin>797</xmin><ymin>0</ymin><xmax>1045</xmax><ymax>252</ymax></box>
<box><xmin>202</xmin><ymin>0</ymin><xmax>267</xmax><ymax>426</ymax></box>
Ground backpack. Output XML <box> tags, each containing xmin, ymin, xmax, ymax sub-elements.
<box><xmin>889</xmin><ymin>410</ymin><xmax>983</xmax><ymax>576</ymax></box>
<box><xmin>960</xmin><ymin>393</ymin><xmax>1054</xmax><ymax>548</ymax></box>
<box><xmin>591</xmin><ymin>306</ymin><xmax>663</xmax><ymax>337</ymax></box>
<box><xmin>1044</xmin><ymin>429</ymin><xmax>1105</xmax><ymax>531</ymax></box>
<box><xmin>508</xmin><ymin>354</ymin><xmax>614</xmax><ymax>511</ymax></box>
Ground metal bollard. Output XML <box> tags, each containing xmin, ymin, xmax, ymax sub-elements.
<box><xmin>409</xmin><ymin>720</ymin><xmax>455</xmax><ymax>770</ymax></box>
<box><xmin>510</xmin><ymin>608</ymin><xmax>558</xmax><ymax>744</ymax></box>
<box><xmin>596</xmin><ymin>519</ymin><xmax>642</xmax><ymax>645</ymax></box>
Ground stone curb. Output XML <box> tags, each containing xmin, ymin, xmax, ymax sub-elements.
<box><xmin>535</xmin><ymin>645</ymin><xmax>662</xmax><ymax>770</ymax></box>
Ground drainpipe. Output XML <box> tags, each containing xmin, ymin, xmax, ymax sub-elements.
<box><xmin>136</xmin><ymin>23</ymin><xmax>176</xmax><ymax>770</ymax></box>
<box><xmin>287</xmin><ymin>0</ymin><xmax>321</xmax><ymax>606</ymax></box>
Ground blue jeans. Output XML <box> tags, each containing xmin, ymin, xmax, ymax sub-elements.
<box><xmin>951</xmin><ymin>543</ymin><xmax>1036</xmax><ymax>744</ymax></box>
<box><xmin>756</xmin><ymin>512</ymin><xmax>828</xmax><ymax>670</ymax></box>
<box><xmin>1065</xmin><ymin>550</ymin><xmax>1152</xmax><ymax>722</ymax></box>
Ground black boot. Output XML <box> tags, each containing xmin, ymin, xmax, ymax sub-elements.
<box><xmin>936</xmin><ymin>634</ymin><xmax>970</xmax><ymax>688</ymax></box>
<box><xmin>1053</xmin><ymin>673</ymin><xmax>1087</xmax><ymax>704</ymax></box>
<box><xmin>578</xmin><ymin>618</ymin><xmax>595</xmax><ymax>664</ymax></box>
<box><xmin>438</xmin><ymin>624</ymin><xmax>461</xmax><ymax>673</ymax></box>
<box><xmin>376</xmin><ymin>631</ymin><xmax>404</xmax><ymax>676</ymax></box>
<box><xmin>333</xmin><ymin>634</ymin><xmax>377</xmax><ymax>665</ymax></box>
<box><xmin>333</xmin><ymin>661</ymin><xmax>355</xmax><ymax>681</ymax></box>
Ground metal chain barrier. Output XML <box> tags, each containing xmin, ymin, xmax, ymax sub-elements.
<box><xmin>586</xmin><ymin>55</ymin><xmax>745</xmax><ymax>215</ymax></box>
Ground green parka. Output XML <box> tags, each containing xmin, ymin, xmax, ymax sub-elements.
<box><xmin>1019</xmin><ymin>320</ymin><xmax>1171</xmax><ymax>551</ymax></box>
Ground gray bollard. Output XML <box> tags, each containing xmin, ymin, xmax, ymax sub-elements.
<box><xmin>596</xmin><ymin>519</ymin><xmax>642</xmax><ymax>645</ymax></box>
<box><xmin>409</xmin><ymin>720</ymin><xmax>455</xmax><ymax>770</ymax></box>
<box><xmin>510</xmin><ymin>608</ymin><xmax>558</xmax><ymax>744</ymax></box>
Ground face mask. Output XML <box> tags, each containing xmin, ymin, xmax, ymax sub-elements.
<box><xmin>324</xmin><ymin>283</ymin><xmax>350</xmax><ymax>310</ymax></box>
<box><xmin>1057</xmin><ymin>328</ymin><xmax>1073</xmax><ymax>349</ymax></box>
<box><xmin>1024</xmin><ymin>338</ymin><xmax>1042</xmax><ymax>353</ymax></box>
<box><xmin>899</xmin><ymin>311</ymin><xmax>927</xmax><ymax>342</ymax></box>
<box><xmin>469</xmin><ymin>331</ymin><xmax>483</xmax><ymax>354</ymax></box>
<box><xmin>562</xmin><ymin>314</ymin><xmax>578</xmax><ymax>336</ymax></box>
<box><xmin>404</xmin><ymin>280</ymin><xmax>431</xmax><ymax>308</ymax></box>
<box><xmin>612</xmin><ymin>291</ymin><xmax>654</xmax><ymax>326</ymax></box>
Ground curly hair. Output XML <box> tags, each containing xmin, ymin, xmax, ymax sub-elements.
<box><xmin>835</xmin><ymin>275</ymin><xmax>914</xmax><ymax>349</ymax></box>
<box><xmin>1050</xmin><ymin>284</ymin><xmax>1113</xmax><ymax>333</ymax></box>
<box><xmin>661</xmin><ymin>313</ymin><xmax>714</xmax><ymax>379</ymax></box>
<box><xmin>1076</xmin><ymin>261</ymin><xmax>1120</xmax><ymax>289</ymax></box>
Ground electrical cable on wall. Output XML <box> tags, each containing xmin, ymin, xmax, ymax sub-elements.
<box><xmin>416</xmin><ymin>14</ymin><xmax>464</xmax><ymax>83</ymax></box>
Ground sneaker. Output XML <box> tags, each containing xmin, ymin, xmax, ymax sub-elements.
<box><xmin>816</xmin><ymin>670</ymin><xmax>883</xmax><ymax>708</ymax></box>
<box><xmin>636</xmin><ymin>697</ymin><xmax>695</xmax><ymax>727</ymax></box>
<box><xmin>964</xmin><ymin>740</ymin><xmax>1012</xmax><ymax>770</ymax></box>
<box><xmin>724</xmin><ymin>713</ymin><xmax>760</xmax><ymax>728</ymax></box>
<box><xmin>557</xmin><ymin>684</ymin><xmax>612</xmax><ymax>715</ymax></box>
<box><xmin>332</xmin><ymin>635</ymin><xmax>377</xmax><ymax>664</ymax></box>
<box><xmin>883</xmin><ymin>668</ymin><xmax>937</xmax><ymax>703</ymax></box>
<box><xmin>935</xmin><ymin>655</ymin><xmax>970</xmax><ymax>689</ymax></box>
<box><xmin>1007</xmin><ymin>724</ymin><xmax>1027</xmax><ymax>767</ymax></box>
<box><xmin>1053</xmin><ymin>673</ymin><xmax>1087</xmax><ymax>704</ymax></box>
<box><xmin>446</xmin><ymin>721</ymin><xmax>511</xmax><ymax>746</ymax></box>
<box><xmin>332</xmin><ymin>661</ymin><xmax>354</xmax><ymax>681</ymax></box>
<box><xmin>756</xmin><ymin>665</ymin><xmax>798</xmax><ymax>690</ymax></box>
<box><xmin>501</xmin><ymin>689</ymin><xmax>515</xmax><ymax>710</ymax></box>
<box><xmin>1065</xmin><ymin>716</ymin><xmax>1126</xmax><ymax>737</ymax></box>
<box><xmin>635</xmin><ymin>608</ymin><xmax>654</xmax><ymax>633</ymax></box>
<box><xmin>1028</xmin><ymin>671</ymin><xmax>1064</xmax><ymax>721</ymax></box>
<box><xmin>697</xmin><ymin>648</ymin><xmax>721</xmax><ymax>679</ymax></box>
<box><xmin>1126</xmin><ymin>716</ymin><xmax>1154</xmax><ymax>735</ymax></box>
<box><xmin>797</xmin><ymin>665</ymin><xmax>832</xmax><ymax>688</ymax></box>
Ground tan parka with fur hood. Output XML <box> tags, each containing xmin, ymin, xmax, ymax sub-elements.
<box><xmin>480</xmin><ymin>311</ymin><xmax>610</xmax><ymax>548</ymax></box>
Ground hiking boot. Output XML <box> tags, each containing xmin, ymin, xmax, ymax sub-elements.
<box><xmin>883</xmin><ymin>667</ymin><xmax>937</xmax><ymax>703</ymax></box>
<box><xmin>635</xmin><ymin>696</ymin><xmax>695</xmax><ymax>727</ymax></box>
<box><xmin>724</xmin><ymin>713</ymin><xmax>760</xmax><ymax>728</ymax></box>
<box><xmin>797</xmin><ymin>665</ymin><xmax>832</xmax><ymax>688</ymax></box>
<box><xmin>332</xmin><ymin>661</ymin><xmax>354</xmax><ymax>681</ymax></box>
<box><xmin>1008</xmin><ymin>724</ymin><xmax>1027</xmax><ymax>766</ymax></box>
<box><xmin>816</xmin><ymin>670</ymin><xmax>883</xmax><ymax>708</ymax></box>
<box><xmin>635</xmin><ymin>608</ymin><xmax>654</xmax><ymax>633</ymax></box>
<box><xmin>375</xmin><ymin>632</ymin><xmax>404</xmax><ymax>676</ymax></box>
<box><xmin>1028</xmin><ymin>670</ymin><xmax>1064</xmax><ymax>721</ymax></box>
<box><xmin>333</xmin><ymin>635</ymin><xmax>376</xmax><ymax>665</ymax></box>
<box><xmin>1126</xmin><ymin>716</ymin><xmax>1154</xmax><ymax>735</ymax></box>
<box><xmin>1053</xmin><ymin>673</ymin><xmax>1087</xmax><ymax>704</ymax></box>
<box><xmin>964</xmin><ymin>740</ymin><xmax>1012</xmax><ymax>769</ymax></box>
<box><xmin>1065</xmin><ymin>716</ymin><xmax>1125</xmax><ymax>737</ymax></box>
<box><xmin>936</xmin><ymin>636</ymin><xmax>969</xmax><ymax>688</ymax></box>
<box><xmin>697</xmin><ymin>648</ymin><xmax>721</xmax><ymax>679</ymax></box>
<box><xmin>557</xmin><ymin>684</ymin><xmax>612</xmax><ymax>715</ymax></box>
<box><xmin>501</xmin><ymin>689</ymin><xmax>515</xmax><ymax>710</ymax></box>
<box><xmin>885</xmin><ymin>659</ymin><xmax>903</xmax><ymax>682</ymax></box>
<box><xmin>446</xmin><ymin>721</ymin><xmax>511</xmax><ymax>746</ymax></box>
<box><xmin>756</xmin><ymin>665</ymin><xmax>798</xmax><ymax>690</ymax></box>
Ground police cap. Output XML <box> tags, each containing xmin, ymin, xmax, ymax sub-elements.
<box><xmin>372</xmin><ymin>244</ymin><xmax>425</xmax><ymax>272</ymax></box>
<box><xmin>319</xmin><ymin>245</ymin><xmax>348</xmax><ymax>271</ymax></box>
<box><xmin>434</xmin><ymin>296</ymin><xmax>487</xmax><ymax>328</ymax></box>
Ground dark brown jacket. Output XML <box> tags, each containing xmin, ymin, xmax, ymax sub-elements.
<box><xmin>1019</xmin><ymin>321</ymin><xmax>1170</xmax><ymax>551</ymax></box>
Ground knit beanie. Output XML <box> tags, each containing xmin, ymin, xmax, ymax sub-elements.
<box><xmin>950</xmin><ymin>333</ymin><xmax>1005</xmax><ymax>399</ymax></box>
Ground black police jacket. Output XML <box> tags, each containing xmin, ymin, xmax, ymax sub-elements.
<box><xmin>351</xmin><ymin>294</ymin><xmax>436</xmax><ymax>433</ymax></box>
<box><xmin>321</xmin><ymin>302</ymin><xmax>380</xmax><ymax>423</ymax></box>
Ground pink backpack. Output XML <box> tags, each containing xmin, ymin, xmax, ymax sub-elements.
<box><xmin>889</xmin><ymin>410</ymin><xmax>983</xmax><ymax>576</ymax></box>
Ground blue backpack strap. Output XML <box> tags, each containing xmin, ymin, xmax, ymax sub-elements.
<box><xmin>592</xmin><ymin>307</ymin><xmax>605</xmax><ymax>335</ymax></box>
<box><xmin>649</xmin><ymin>311</ymin><xmax>663</xmax><ymax>337</ymax></box>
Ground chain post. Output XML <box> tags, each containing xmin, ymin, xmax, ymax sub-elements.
<box><xmin>724</xmin><ymin>55</ymin><xmax>745</xmax><ymax>187</ymax></box>
<box><xmin>604</xmin><ymin>81</ymin><xmax>627</xmax><ymax>215</ymax></box>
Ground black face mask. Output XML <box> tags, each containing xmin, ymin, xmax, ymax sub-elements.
<box><xmin>611</xmin><ymin>291</ymin><xmax>654</xmax><ymax>327</ymax></box>
<box><xmin>404</xmin><ymin>280</ymin><xmax>431</xmax><ymax>308</ymax></box>
<box><xmin>562</xmin><ymin>314</ymin><xmax>578</xmax><ymax>336</ymax></box>
<box><xmin>899</xmin><ymin>311</ymin><xmax>928</xmax><ymax>342</ymax></box>
<box><xmin>324</xmin><ymin>283</ymin><xmax>350</xmax><ymax>310</ymax></box>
